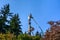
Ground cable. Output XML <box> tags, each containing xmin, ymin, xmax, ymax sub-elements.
<box><xmin>32</xmin><ymin>18</ymin><xmax>44</xmax><ymax>36</ymax></box>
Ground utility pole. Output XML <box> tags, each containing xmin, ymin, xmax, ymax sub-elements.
<box><xmin>28</xmin><ymin>14</ymin><xmax>33</xmax><ymax>35</ymax></box>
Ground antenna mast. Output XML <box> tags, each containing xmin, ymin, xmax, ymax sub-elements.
<box><xmin>28</xmin><ymin>14</ymin><xmax>33</xmax><ymax>35</ymax></box>
<box><xmin>28</xmin><ymin>13</ymin><xmax>43</xmax><ymax>36</ymax></box>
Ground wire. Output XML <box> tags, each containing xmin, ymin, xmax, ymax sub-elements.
<box><xmin>32</xmin><ymin>18</ymin><xmax>44</xmax><ymax>35</ymax></box>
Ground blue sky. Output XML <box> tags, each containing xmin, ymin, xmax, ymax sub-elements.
<box><xmin>0</xmin><ymin>0</ymin><xmax>60</xmax><ymax>34</ymax></box>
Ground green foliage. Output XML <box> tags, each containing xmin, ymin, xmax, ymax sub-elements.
<box><xmin>0</xmin><ymin>4</ymin><xmax>10</xmax><ymax>33</ymax></box>
<box><xmin>0</xmin><ymin>4</ymin><xmax>22</xmax><ymax>34</ymax></box>
<box><xmin>10</xmin><ymin>14</ymin><xmax>22</xmax><ymax>39</ymax></box>
<box><xmin>0</xmin><ymin>33</ymin><xmax>41</xmax><ymax>40</ymax></box>
<box><xmin>18</xmin><ymin>34</ymin><xmax>41</xmax><ymax>40</ymax></box>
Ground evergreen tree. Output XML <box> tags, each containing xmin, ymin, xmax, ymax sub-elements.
<box><xmin>0</xmin><ymin>4</ymin><xmax>12</xmax><ymax>33</ymax></box>
<box><xmin>10</xmin><ymin>14</ymin><xmax>22</xmax><ymax>35</ymax></box>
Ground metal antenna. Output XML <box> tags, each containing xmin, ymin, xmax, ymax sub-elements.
<box><xmin>28</xmin><ymin>14</ymin><xmax>43</xmax><ymax>36</ymax></box>
<box><xmin>28</xmin><ymin>14</ymin><xmax>33</xmax><ymax>35</ymax></box>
